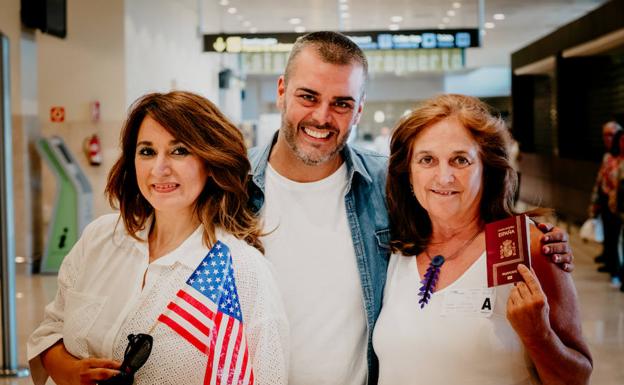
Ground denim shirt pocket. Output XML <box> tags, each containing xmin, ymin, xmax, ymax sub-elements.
<box><xmin>374</xmin><ymin>228</ymin><xmax>391</xmax><ymax>253</ymax></box>
<box><xmin>62</xmin><ymin>289</ymin><xmax>106</xmax><ymax>358</ymax></box>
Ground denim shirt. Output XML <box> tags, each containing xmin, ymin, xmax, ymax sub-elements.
<box><xmin>247</xmin><ymin>135</ymin><xmax>390</xmax><ymax>385</ymax></box>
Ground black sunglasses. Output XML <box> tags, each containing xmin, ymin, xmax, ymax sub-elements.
<box><xmin>98</xmin><ymin>333</ymin><xmax>153</xmax><ymax>385</ymax></box>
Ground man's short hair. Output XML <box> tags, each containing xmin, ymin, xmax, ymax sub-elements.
<box><xmin>284</xmin><ymin>31</ymin><xmax>368</xmax><ymax>87</ymax></box>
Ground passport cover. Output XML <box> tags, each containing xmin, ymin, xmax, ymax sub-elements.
<box><xmin>485</xmin><ymin>214</ymin><xmax>531</xmax><ymax>287</ymax></box>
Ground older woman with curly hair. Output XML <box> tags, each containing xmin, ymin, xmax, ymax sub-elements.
<box><xmin>373</xmin><ymin>94</ymin><xmax>592</xmax><ymax>385</ymax></box>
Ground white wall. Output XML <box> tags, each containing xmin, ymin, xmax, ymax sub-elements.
<box><xmin>444</xmin><ymin>67</ymin><xmax>512</xmax><ymax>97</ymax></box>
<box><xmin>36</xmin><ymin>0</ymin><xmax>126</xmax><ymax>222</ymax></box>
<box><xmin>364</xmin><ymin>74</ymin><xmax>445</xmax><ymax>102</ymax></box>
<box><xmin>125</xmin><ymin>0</ymin><xmax>220</xmax><ymax>108</ymax></box>
<box><xmin>38</xmin><ymin>0</ymin><xmax>126</xmax><ymax>122</ymax></box>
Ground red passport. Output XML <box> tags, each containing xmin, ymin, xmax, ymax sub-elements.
<box><xmin>485</xmin><ymin>214</ymin><xmax>531</xmax><ymax>287</ymax></box>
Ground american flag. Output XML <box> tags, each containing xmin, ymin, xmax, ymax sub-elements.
<box><xmin>158</xmin><ymin>241</ymin><xmax>254</xmax><ymax>385</ymax></box>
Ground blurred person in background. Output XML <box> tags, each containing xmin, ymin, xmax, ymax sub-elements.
<box><xmin>610</xmin><ymin>127</ymin><xmax>624</xmax><ymax>292</ymax></box>
<box><xmin>373</xmin><ymin>126</ymin><xmax>391</xmax><ymax>155</ymax></box>
<box><xmin>589</xmin><ymin>121</ymin><xmax>623</xmax><ymax>286</ymax></box>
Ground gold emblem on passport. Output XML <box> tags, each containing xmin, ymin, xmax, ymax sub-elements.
<box><xmin>500</xmin><ymin>239</ymin><xmax>516</xmax><ymax>258</ymax></box>
<box><xmin>486</xmin><ymin>214</ymin><xmax>531</xmax><ymax>287</ymax></box>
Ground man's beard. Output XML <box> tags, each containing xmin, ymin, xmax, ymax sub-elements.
<box><xmin>280</xmin><ymin>113</ymin><xmax>351</xmax><ymax>166</ymax></box>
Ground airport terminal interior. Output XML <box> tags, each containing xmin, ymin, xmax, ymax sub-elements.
<box><xmin>1</xmin><ymin>0</ymin><xmax>624</xmax><ymax>383</ymax></box>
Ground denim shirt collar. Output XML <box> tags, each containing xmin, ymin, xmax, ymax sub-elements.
<box><xmin>249</xmin><ymin>131</ymin><xmax>373</xmax><ymax>189</ymax></box>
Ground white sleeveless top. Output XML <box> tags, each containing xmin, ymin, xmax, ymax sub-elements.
<box><xmin>372</xmin><ymin>252</ymin><xmax>540</xmax><ymax>385</ymax></box>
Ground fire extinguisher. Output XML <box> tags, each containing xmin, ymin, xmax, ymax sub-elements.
<box><xmin>84</xmin><ymin>134</ymin><xmax>102</xmax><ymax>166</ymax></box>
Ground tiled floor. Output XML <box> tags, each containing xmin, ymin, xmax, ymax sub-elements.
<box><xmin>0</xmin><ymin>223</ymin><xmax>623</xmax><ymax>384</ymax></box>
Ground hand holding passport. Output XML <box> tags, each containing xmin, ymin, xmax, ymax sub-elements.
<box><xmin>485</xmin><ymin>214</ymin><xmax>531</xmax><ymax>287</ymax></box>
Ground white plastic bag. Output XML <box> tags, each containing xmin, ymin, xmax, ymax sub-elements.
<box><xmin>580</xmin><ymin>217</ymin><xmax>604</xmax><ymax>243</ymax></box>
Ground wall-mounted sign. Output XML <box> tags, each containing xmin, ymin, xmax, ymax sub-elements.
<box><xmin>242</xmin><ymin>48</ymin><xmax>465</xmax><ymax>75</ymax></box>
<box><xmin>204</xmin><ymin>29</ymin><xmax>480</xmax><ymax>53</ymax></box>
<box><xmin>50</xmin><ymin>106</ymin><xmax>65</xmax><ymax>123</ymax></box>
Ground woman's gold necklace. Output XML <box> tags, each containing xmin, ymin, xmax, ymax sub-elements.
<box><xmin>418</xmin><ymin>229</ymin><xmax>482</xmax><ymax>308</ymax></box>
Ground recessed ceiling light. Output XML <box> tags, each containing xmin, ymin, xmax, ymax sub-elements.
<box><xmin>493</xmin><ymin>13</ymin><xmax>505</xmax><ymax>20</ymax></box>
<box><xmin>447</xmin><ymin>10</ymin><xmax>456</xmax><ymax>17</ymax></box>
<box><xmin>391</xmin><ymin>16</ymin><xmax>403</xmax><ymax>23</ymax></box>
<box><xmin>339</xmin><ymin>0</ymin><xmax>348</xmax><ymax>3</ymax></box>
<box><xmin>295</xmin><ymin>26</ymin><xmax>306</xmax><ymax>33</ymax></box>
<box><xmin>452</xmin><ymin>2</ymin><xmax>461</xmax><ymax>8</ymax></box>
<box><xmin>227</xmin><ymin>7</ymin><xmax>237</xmax><ymax>14</ymax></box>
<box><xmin>484</xmin><ymin>22</ymin><xmax>495</xmax><ymax>29</ymax></box>
<box><xmin>340</xmin><ymin>4</ymin><xmax>349</xmax><ymax>11</ymax></box>
<box><xmin>219</xmin><ymin>0</ymin><xmax>229</xmax><ymax>5</ymax></box>
<box><xmin>442</xmin><ymin>17</ymin><xmax>450</xmax><ymax>23</ymax></box>
<box><xmin>389</xmin><ymin>24</ymin><xmax>400</xmax><ymax>31</ymax></box>
<box><xmin>249</xmin><ymin>27</ymin><xmax>258</xmax><ymax>33</ymax></box>
<box><xmin>438</xmin><ymin>24</ymin><xmax>446</xmax><ymax>29</ymax></box>
<box><xmin>243</xmin><ymin>21</ymin><xmax>251</xmax><ymax>27</ymax></box>
<box><xmin>341</xmin><ymin>12</ymin><xmax>350</xmax><ymax>19</ymax></box>
<box><xmin>289</xmin><ymin>17</ymin><xmax>302</xmax><ymax>25</ymax></box>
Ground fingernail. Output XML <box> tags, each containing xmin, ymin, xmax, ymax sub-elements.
<box><xmin>543</xmin><ymin>246</ymin><xmax>550</xmax><ymax>254</ymax></box>
<box><xmin>543</xmin><ymin>236</ymin><xmax>550</xmax><ymax>242</ymax></box>
<box><xmin>553</xmin><ymin>255</ymin><xmax>560</xmax><ymax>263</ymax></box>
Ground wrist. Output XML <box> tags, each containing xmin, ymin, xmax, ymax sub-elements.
<box><xmin>519</xmin><ymin>326</ymin><xmax>556</xmax><ymax>350</ymax></box>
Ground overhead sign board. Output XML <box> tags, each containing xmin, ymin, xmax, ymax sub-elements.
<box><xmin>204</xmin><ymin>29</ymin><xmax>480</xmax><ymax>53</ymax></box>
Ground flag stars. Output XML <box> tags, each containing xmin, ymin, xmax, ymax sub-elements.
<box><xmin>183</xmin><ymin>242</ymin><xmax>244</xmax><ymax>321</ymax></box>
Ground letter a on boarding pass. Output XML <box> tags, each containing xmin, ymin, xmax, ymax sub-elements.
<box><xmin>440</xmin><ymin>288</ymin><xmax>495</xmax><ymax>317</ymax></box>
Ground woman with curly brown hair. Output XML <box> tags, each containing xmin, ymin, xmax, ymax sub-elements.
<box><xmin>27</xmin><ymin>91</ymin><xmax>289</xmax><ymax>385</ymax></box>
<box><xmin>373</xmin><ymin>94</ymin><xmax>592</xmax><ymax>385</ymax></box>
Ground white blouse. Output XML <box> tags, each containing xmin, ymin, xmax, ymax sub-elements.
<box><xmin>373</xmin><ymin>252</ymin><xmax>539</xmax><ymax>385</ymax></box>
<box><xmin>27</xmin><ymin>214</ymin><xmax>289</xmax><ymax>385</ymax></box>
